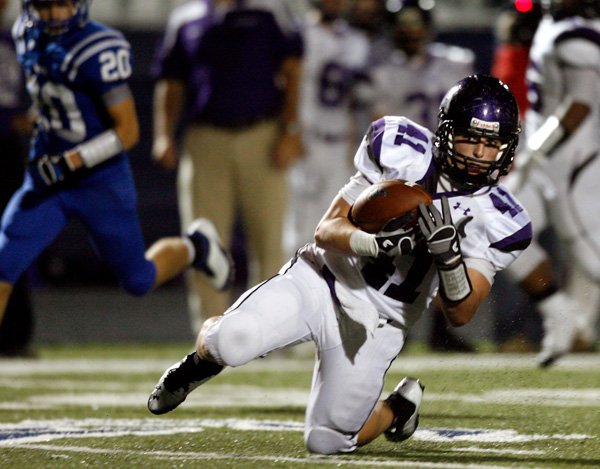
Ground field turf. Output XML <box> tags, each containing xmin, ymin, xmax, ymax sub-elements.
<box><xmin>0</xmin><ymin>343</ymin><xmax>598</xmax><ymax>468</ymax></box>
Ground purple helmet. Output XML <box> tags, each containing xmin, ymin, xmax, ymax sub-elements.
<box><xmin>434</xmin><ymin>74</ymin><xmax>521</xmax><ymax>190</ymax></box>
<box><xmin>22</xmin><ymin>0</ymin><xmax>91</xmax><ymax>36</ymax></box>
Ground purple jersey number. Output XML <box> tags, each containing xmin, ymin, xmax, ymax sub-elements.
<box><xmin>361</xmin><ymin>246</ymin><xmax>432</xmax><ymax>304</ymax></box>
<box><xmin>319</xmin><ymin>61</ymin><xmax>351</xmax><ymax>108</ymax></box>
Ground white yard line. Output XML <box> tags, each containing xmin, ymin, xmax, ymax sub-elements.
<box><xmin>0</xmin><ymin>353</ymin><xmax>598</xmax><ymax>375</ymax></box>
<box><xmin>0</xmin><ymin>385</ymin><xmax>598</xmax><ymax>410</ymax></box>
<box><xmin>0</xmin><ymin>418</ymin><xmax>592</xmax><ymax>446</ymax></box>
<box><xmin>11</xmin><ymin>443</ymin><xmax>552</xmax><ymax>469</ymax></box>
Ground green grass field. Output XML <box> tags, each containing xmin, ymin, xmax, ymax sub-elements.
<box><xmin>0</xmin><ymin>343</ymin><xmax>598</xmax><ymax>468</ymax></box>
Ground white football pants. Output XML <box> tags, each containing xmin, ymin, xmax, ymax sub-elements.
<box><xmin>202</xmin><ymin>255</ymin><xmax>407</xmax><ymax>454</ymax></box>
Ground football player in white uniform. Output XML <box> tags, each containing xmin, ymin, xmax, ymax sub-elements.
<box><xmin>285</xmin><ymin>0</ymin><xmax>369</xmax><ymax>257</ymax></box>
<box><xmin>367</xmin><ymin>0</ymin><xmax>476</xmax><ymax>352</ymax></box>
<box><xmin>148</xmin><ymin>75</ymin><xmax>532</xmax><ymax>454</ymax></box>
<box><xmin>504</xmin><ymin>0</ymin><xmax>600</xmax><ymax>366</ymax></box>
<box><xmin>369</xmin><ymin>0</ymin><xmax>474</xmax><ymax>130</ymax></box>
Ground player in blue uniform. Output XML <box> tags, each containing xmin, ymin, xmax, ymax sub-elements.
<box><xmin>0</xmin><ymin>0</ymin><xmax>234</xmax><ymax>329</ymax></box>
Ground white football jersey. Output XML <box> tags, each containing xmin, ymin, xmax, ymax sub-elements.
<box><xmin>525</xmin><ymin>15</ymin><xmax>600</xmax><ymax>164</ymax></box>
<box><xmin>370</xmin><ymin>43</ymin><xmax>474</xmax><ymax>129</ymax></box>
<box><xmin>299</xmin><ymin>16</ymin><xmax>369</xmax><ymax>136</ymax></box>
<box><xmin>303</xmin><ymin>116</ymin><xmax>532</xmax><ymax>328</ymax></box>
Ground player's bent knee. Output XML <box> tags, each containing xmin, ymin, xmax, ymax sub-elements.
<box><xmin>305</xmin><ymin>426</ymin><xmax>357</xmax><ymax>454</ymax></box>
<box><xmin>203</xmin><ymin>314</ymin><xmax>262</xmax><ymax>367</ymax></box>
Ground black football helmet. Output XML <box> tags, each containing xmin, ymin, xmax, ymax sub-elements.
<box><xmin>542</xmin><ymin>0</ymin><xmax>600</xmax><ymax>19</ymax></box>
<box><xmin>434</xmin><ymin>75</ymin><xmax>521</xmax><ymax>191</ymax></box>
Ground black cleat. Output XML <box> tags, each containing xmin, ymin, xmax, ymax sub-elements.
<box><xmin>148</xmin><ymin>352</ymin><xmax>223</xmax><ymax>415</ymax></box>
<box><xmin>187</xmin><ymin>218</ymin><xmax>235</xmax><ymax>290</ymax></box>
<box><xmin>384</xmin><ymin>377</ymin><xmax>424</xmax><ymax>442</ymax></box>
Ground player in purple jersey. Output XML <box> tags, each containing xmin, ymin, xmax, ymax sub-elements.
<box><xmin>147</xmin><ymin>75</ymin><xmax>532</xmax><ymax>454</ymax></box>
<box><xmin>0</xmin><ymin>0</ymin><xmax>234</xmax><ymax>330</ymax></box>
<box><xmin>151</xmin><ymin>0</ymin><xmax>304</xmax><ymax>332</ymax></box>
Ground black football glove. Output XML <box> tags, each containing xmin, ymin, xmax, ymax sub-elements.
<box><xmin>375</xmin><ymin>226</ymin><xmax>415</xmax><ymax>258</ymax></box>
<box><xmin>37</xmin><ymin>153</ymin><xmax>74</xmax><ymax>187</ymax></box>
<box><xmin>418</xmin><ymin>197</ymin><xmax>472</xmax><ymax>302</ymax></box>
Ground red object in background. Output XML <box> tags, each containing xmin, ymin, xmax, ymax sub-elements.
<box><xmin>491</xmin><ymin>44</ymin><xmax>531</xmax><ymax>118</ymax></box>
<box><xmin>515</xmin><ymin>0</ymin><xmax>534</xmax><ymax>13</ymax></box>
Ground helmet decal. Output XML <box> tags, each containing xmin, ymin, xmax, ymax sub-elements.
<box><xmin>470</xmin><ymin>118</ymin><xmax>501</xmax><ymax>133</ymax></box>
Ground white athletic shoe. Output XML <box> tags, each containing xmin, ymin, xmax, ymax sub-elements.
<box><xmin>537</xmin><ymin>293</ymin><xmax>578</xmax><ymax>368</ymax></box>
<box><xmin>148</xmin><ymin>352</ymin><xmax>223</xmax><ymax>415</ymax></box>
<box><xmin>187</xmin><ymin>218</ymin><xmax>234</xmax><ymax>290</ymax></box>
<box><xmin>384</xmin><ymin>377</ymin><xmax>424</xmax><ymax>442</ymax></box>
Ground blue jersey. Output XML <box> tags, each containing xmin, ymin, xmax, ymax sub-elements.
<box><xmin>0</xmin><ymin>18</ymin><xmax>155</xmax><ymax>294</ymax></box>
<box><xmin>12</xmin><ymin>15</ymin><xmax>132</xmax><ymax>163</ymax></box>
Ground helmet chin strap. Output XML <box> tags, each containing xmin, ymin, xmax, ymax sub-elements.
<box><xmin>438</xmin><ymin>173</ymin><xmax>455</xmax><ymax>192</ymax></box>
<box><xmin>488</xmin><ymin>168</ymin><xmax>501</xmax><ymax>184</ymax></box>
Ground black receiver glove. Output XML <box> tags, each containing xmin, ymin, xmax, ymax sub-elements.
<box><xmin>37</xmin><ymin>153</ymin><xmax>74</xmax><ymax>187</ymax></box>
<box><xmin>375</xmin><ymin>214</ymin><xmax>418</xmax><ymax>257</ymax></box>
<box><xmin>375</xmin><ymin>226</ymin><xmax>415</xmax><ymax>257</ymax></box>
<box><xmin>418</xmin><ymin>197</ymin><xmax>472</xmax><ymax>302</ymax></box>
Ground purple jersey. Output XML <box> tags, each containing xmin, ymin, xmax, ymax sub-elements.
<box><xmin>153</xmin><ymin>0</ymin><xmax>303</xmax><ymax>125</ymax></box>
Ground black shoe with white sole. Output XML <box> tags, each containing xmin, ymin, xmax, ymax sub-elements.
<box><xmin>384</xmin><ymin>377</ymin><xmax>424</xmax><ymax>442</ymax></box>
<box><xmin>148</xmin><ymin>352</ymin><xmax>223</xmax><ymax>415</ymax></box>
<box><xmin>187</xmin><ymin>218</ymin><xmax>235</xmax><ymax>290</ymax></box>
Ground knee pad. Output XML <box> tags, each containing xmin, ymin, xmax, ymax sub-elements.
<box><xmin>304</xmin><ymin>425</ymin><xmax>357</xmax><ymax>455</ymax></box>
<box><xmin>202</xmin><ymin>313</ymin><xmax>262</xmax><ymax>367</ymax></box>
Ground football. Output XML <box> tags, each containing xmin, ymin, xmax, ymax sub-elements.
<box><xmin>350</xmin><ymin>179</ymin><xmax>432</xmax><ymax>233</ymax></box>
